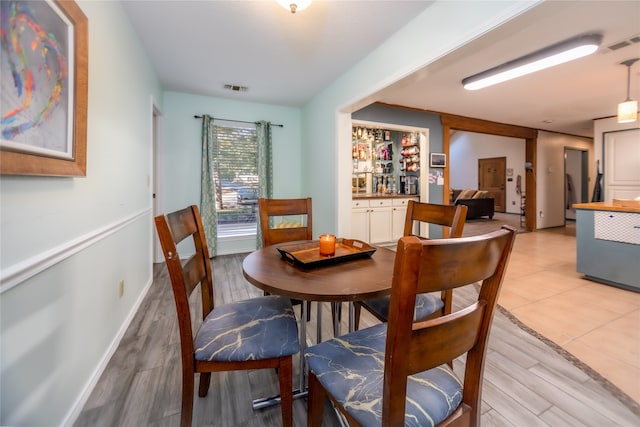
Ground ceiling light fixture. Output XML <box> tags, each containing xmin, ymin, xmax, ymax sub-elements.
<box><xmin>276</xmin><ymin>0</ymin><xmax>312</xmax><ymax>14</ymax></box>
<box><xmin>462</xmin><ymin>34</ymin><xmax>602</xmax><ymax>91</ymax></box>
<box><xmin>617</xmin><ymin>58</ymin><xmax>639</xmax><ymax>123</ymax></box>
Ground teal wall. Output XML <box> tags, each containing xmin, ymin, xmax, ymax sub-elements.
<box><xmin>0</xmin><ymin>1</ymin><xmax>162</xmax><ymax>425</ymax></box>
<box><xmin>160</xmin><ymin>91</ymin><xmax>303</xmax><ymax>253</ymax></box>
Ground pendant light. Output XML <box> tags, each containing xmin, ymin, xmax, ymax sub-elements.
<box><xmin>276</xmin><ymin>0</ymin><xmax>312</xmax><ymax>14</ymax></box>
<box><xmin>617</xmin><ymin>58</ymin><xmax>639</xmax><ymax>123</ymax></box>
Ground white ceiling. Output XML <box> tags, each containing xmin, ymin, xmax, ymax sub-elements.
<box><xmin>122</xmin><ymin>0</ymin><xmax>640</xmax><ymax>138</ymax></box>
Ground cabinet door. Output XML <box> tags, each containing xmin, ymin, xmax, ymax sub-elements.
<box><xmin>369</xmin><ymin>206</ymin><xmax>393</xmax><ymax>244</ymax></box>
<box><xmin>351</xmin><ymin>208</ymin><xmax>370</xmax><ymax>242</ymax></box>
<box><xmin>392</xmin><ymin>205</ymin><xmax>407</xmax><ymax>240</ymax></box>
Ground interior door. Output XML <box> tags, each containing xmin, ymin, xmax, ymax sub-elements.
<box><xmin>478</xmin><ymin>157</ymin><xmax>506</xmax><ymax>212</ymax></box>
<box><xmin>604</xmin><ymin>129</ymin><xmax>640</xmax><ymax>202</ymax></box>
<box><xmin>565</xmin><ymin>148</ymin><xmax>587</xmax><ymax>220</ymax></box>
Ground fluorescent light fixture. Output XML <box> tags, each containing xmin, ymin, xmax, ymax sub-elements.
<box><xmin>276</xmin><ymin>0</ymin><xmax>312</xmax><ymax>13</ymax></box>
<box><xmin>617</xmin><ymin>58</ymin><xmax>639</xmax><ymax>123</ymax></box>
<box><xmin>462</xmin><ymin>34</ymin><xmax>602</xmax><ymax>91</ymax></box>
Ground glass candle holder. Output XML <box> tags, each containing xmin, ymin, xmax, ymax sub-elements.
<box><xmin>319</xmin><ymin>234</ymin><xmax>336</xmax><ymax>257</ymax></box>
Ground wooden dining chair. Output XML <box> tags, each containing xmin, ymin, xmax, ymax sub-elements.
<box><xmin>258</xmin><ymin>197</ymin><xmax>313</xmax><ymax>246</ymax></box>
<box><xmin>258</xmin><ymin>197</ymin><xmax>314</xmax><ymax>321</ymax></box>
<box><xmin>155</xmin><ymin>205</ymin><xmax>299</xmax><ymax>427</ymax></box>
<box><xmin>305</xmin><ymin>226</ymin><xmax>517</xmax><ymax>427</ymax></box>
<box><xmin>353</xmin><ymin>200</ymin><xmax>468</xmax><ymax>330</ymax></box>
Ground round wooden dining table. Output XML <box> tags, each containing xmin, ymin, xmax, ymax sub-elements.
<box><xmin>242</xmin><ymin>242</ymin><xmax>395</xmax><ymax>303</ymax></box>
<box><xmin>242</xmin><ymin>241</ymin><xmax>396</xmax><ymax>409</ymax></box>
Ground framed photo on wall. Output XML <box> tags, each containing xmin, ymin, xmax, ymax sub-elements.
<box><xmin>1</xmin><ymin>0</ymin><xmax>88</xmax><ymax>176</ymax></box>
<box><xmin>430</xmin><ymin>152</ymin><xmax>446</xmax><ymax>168</ymax></box>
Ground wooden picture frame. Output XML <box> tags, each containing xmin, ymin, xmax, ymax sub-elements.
<box><xmin>430</xmin><ymin>152</ymin><xmax>446</xmax><ymax>168</ymax></box>
<box><xmin>1</xmin><ymin>0</ymin><xmax>88</xmax><ymax>176</ymax></box>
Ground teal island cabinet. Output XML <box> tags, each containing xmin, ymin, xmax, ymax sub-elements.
<box><xmin>573</xmin><ymin>202</ymin><xmax>640</xmax><ymax>291</ymax></box>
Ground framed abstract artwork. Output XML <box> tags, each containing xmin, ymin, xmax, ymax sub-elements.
<box><xmin>1</xmin><ymin>0</ymin><xmax>88</xmax><ymax>176</ymax></box>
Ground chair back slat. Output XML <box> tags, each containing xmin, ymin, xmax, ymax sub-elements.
<box><xmin>259</xmin><ymin>197</ymin><xmax>313</xmax><ymax>246</ymax></box>
<box><xmin>407</xmin><ymin>302</ymin><xmax>485</xmax><ymax>374</ymax></box>
<box><xmin>166</xmin><ymin>207</ymin><xmax>199</xmax><ymax>244</ymax></box>
<box><xmin>415</xmin><ymin>231</ymin><xmax>511</xmax><ymax>293</ymax></box>
<box><xmin>265</xmin><ymin>227</ymin><xmax>312</xmax><ymax>245</ymax></box>
<box><xmin>403</xmin><ymin>200</ymin><xmax>468</xmax><ymax>238</ymax></box>
<box><xmin>181</xmin><ymin>254</ymin><xmax>208</xmax><ymax>298</ymax></box>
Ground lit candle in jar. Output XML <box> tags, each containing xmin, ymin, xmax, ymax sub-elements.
<box><xmin>319</xmin><ymin>234</ymin><xmax>336</xmax><ymax>257</ymax></box>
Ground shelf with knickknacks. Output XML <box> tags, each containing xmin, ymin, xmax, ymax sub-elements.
<box><xmin>352</xmin><ymin>125</ymin><xmax>424</xmax><ymax>196</ymax></box>
<box><xmin>398</xmin><ymin>133</ymin><xmax>420</xmax><ymax>195</ymax></box>
<box><xmin>352</xmin><ymin>126</ymin><xmax>386</xmax><ymax>194</ymax></box>
<box><xmin>372</xmin><ymin>131</ymin><xmax>396</xmax><ymax>193</ymax></box>
<box><xmin>352</xmin><ymin>125</ymin><xmax>399</xmax><ymax>194</ymax></box>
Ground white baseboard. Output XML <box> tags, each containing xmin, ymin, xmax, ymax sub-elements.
<box><xmin>61</xmin><ymin>276</ymin><xmax>154</xmax><ymax>427</ymax></box>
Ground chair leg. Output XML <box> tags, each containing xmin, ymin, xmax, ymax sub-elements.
<box><xmin>306</xmin><ymin>301</ymin><xmax>312</xmax><ymax>322</ymax></box>
<box><xmin>180</xmin><ymin>370</ymin><xmax>195</xmax><ymax>427</ymax></box>
<box><xmin>307</xmin><ymin>371</ymin><xmax>326</xmax><ymax>427</ymax></box>
<box><xmin>278</xmin><ymin>356</ymin><xmax>293</xmax><ymax>427</ymax></box>
<box><xmin>198</xmin><ymin>372</ymin><xmax>211</xmax><ymax>397</ymax></box>
<box><xmin>353</xmin><ymin>302</ymin><xmax>361</xmax><ymax>331</ymax></box>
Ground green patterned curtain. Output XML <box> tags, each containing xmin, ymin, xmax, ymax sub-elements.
<box><xmin>256</xmin><ymin>121</ymin><xmax>273</xmax><ymax>248</ymax></box>
<box><xmin>200</xmin><ymin>115</ymin><xmax>218</xmax><ymax>256</ymax></box>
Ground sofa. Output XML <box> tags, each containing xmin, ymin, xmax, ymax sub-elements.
<box><xmin>452</xmin><ymin>189</ymin><xmax>495</xmax><ymax>219</ymax></box>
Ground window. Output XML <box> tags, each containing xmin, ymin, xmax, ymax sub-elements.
<box><xmin>212</xmin><ymin>122</ymin><xmax>258</xmax><ymax>238</ymax></box>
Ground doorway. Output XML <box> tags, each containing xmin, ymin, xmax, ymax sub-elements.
<box><xmin>478</xmin><ymin>157</ymin><xmax>506</xmax><ymax>212</ymax></box>
<box><xmin>441</xmin><ymin>114</ymin><xmax>537</xmax><ymax>232</ymax></box>
<box><xmin>564</xmin><ymin>148</ymin><xmax>588</xmax><ymax>221</ymax></box>
<box><xmin>152</xmin><ymin>104</ymin><xmax>163</xmax><ymax>263</ymax></box>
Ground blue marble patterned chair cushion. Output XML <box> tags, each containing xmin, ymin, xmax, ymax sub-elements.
<box><xmin>194</xmin><ymin>295</ymin><xmax>299</xmax><ymax>362</ymax></box>
<box><xmin>305</xmin><ymin>323</ymin><xmax>462</xmax><ymax>427</ymax></box>
<box><xmin>364</xmin><ymin>293</ymin><xmax>444</xmax><ymax>321</ymax></box>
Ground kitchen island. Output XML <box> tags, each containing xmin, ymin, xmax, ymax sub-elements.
<box><xmin>573</xmin><ymin>201</ymin><xmax>640</xmax><ymax>291</ymax></box>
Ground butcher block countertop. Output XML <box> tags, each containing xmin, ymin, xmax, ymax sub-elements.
<box><xmin>573</xmin><ymin>201</ymin><xmax>640</xmax><ymax>214</ymax></box>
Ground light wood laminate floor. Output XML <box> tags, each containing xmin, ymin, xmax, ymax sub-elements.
<box><xmin>75</xmin><ymin>223</ymin><xmax>640</xmax><ymax>426</ymax></box>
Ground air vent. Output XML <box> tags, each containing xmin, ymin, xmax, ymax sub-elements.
<box><xmin>607</xmin><ymin>34</ymin><xmax>640</xmax><ymax>51</ymax></box>
<box><xmin>224</xmin><ymin>84</ymin><xmax>248</xmax><ymax>92</ymax></box>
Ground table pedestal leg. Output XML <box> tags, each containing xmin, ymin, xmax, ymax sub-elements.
<box><xmin>316</xmin><ymin>301</ymin><xmax>323</xmax><ymax>343</ymax></box>
<box><xmin>333</xmin><ymin>302</ymin><xmax>341</xmax><ymax>336</ymax></box>
<box><xmin>349</xmin><ymin>302</ymin><xmax>355</xmax><ymax>333</ymax></box>
<box><xmin>299</xmin><ymin>299</ymin><xmax>308</xmax><ymax>391</ymax></box>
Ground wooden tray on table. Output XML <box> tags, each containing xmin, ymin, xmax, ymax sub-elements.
<box><xmin>276</xmin><ymin>238</ymin><xmax>376</xmax><ymax>268</ymax></box>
